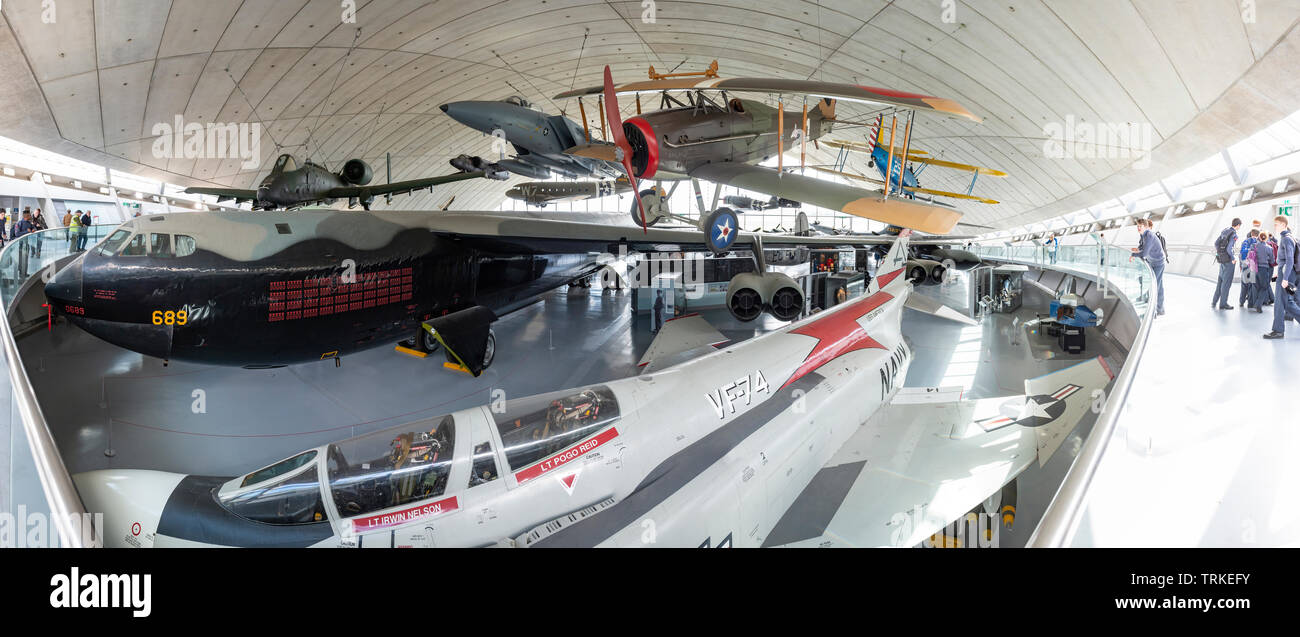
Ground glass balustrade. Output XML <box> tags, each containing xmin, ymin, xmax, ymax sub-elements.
<box><xmin>0</xmin><ymin>225</ymin><xmax>116</xmax><ymax>307</ymax></box>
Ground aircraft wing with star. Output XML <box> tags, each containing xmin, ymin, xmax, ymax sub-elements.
<box><xmin>764</xmin><ymin>356</ymin><xmax>1114</xmax><ymax>547</ymax></box>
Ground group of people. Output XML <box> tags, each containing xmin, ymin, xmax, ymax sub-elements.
<box><xmin>1211</xmin><ymin>216</ymin><xmax>1300</xmax><ymax>339</ymax></box>
<box><xmin>3</xmin><ymin>207</ymin><xmax>48</xmax><ymax>256</ymax></box>
<box><xmin>62</xmin><ymin>209</ymin><xmax>94</xmax><ymax>252</ymax></box>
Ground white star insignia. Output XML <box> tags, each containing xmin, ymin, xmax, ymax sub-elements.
<box><xmin>716</xmin><ymin>218</ymin><xmax>732</xmax><ymax>240</ymax></box>
<box><xmin>1019</xmin><ymin>397</ymin><xmax>1055</xmax><ymax>421</ymax></box>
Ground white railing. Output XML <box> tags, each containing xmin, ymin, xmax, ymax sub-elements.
<box><xmin>972</xmin><ymin>243</ymin><xmax>1158</xmax><ymax>547</ymax></box>
<box><xmin>1</xmin><ymin>225</ymin><xmax>116</xmax><ymax>548</ymax></box>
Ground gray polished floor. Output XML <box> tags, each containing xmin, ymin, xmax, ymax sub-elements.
<box><xmin>1073</xmin><ymin>273</ymin><xmax>1300</xmax><ymax>547</ymax></box>
<box><xmin>15</xmin><ymin>272</ymin><xmax>1126</xmax><ymax>548</ymax></box>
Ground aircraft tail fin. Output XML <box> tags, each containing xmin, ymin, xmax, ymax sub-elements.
<box><xmin>868</xmin><ymin>229</ymin><xmax>911</xmax><ymax>294</ymax></box>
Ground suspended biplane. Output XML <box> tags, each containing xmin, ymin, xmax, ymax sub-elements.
<box><xmin>552</xmin><ymin>63</ymin><xmax>984</xmax><ymax>253</ymax></box>
<box><xmin>814</xmin><ymin>115</ymin><xmax>1008</xmax><ymax>205</ymax></box>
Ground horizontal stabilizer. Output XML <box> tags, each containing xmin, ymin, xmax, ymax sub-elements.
<box><xmin>1023</xmin><ymin>356</ymin><xmax>1115</xmax><ymax>466</ymax></box>
<box><xmin>637</xmin><ymin>314</ymin><xmax>728</xmax><ymax>374</ymax></box>
<box><xmin>904</xmin><ymin>291</ymin><xmax>978</xmax><ymax>325</ymax></box>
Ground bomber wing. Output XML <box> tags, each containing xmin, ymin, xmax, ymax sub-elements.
<box><xmin>418</xmin><ymin>212</ymin><xmax>974</xmax><ymax>254</ymax></box>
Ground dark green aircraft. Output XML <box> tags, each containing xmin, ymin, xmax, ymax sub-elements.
<box><xmin>185</xmin><ymin>154</ymin><xmax>507</xmax><ymax>211</ymax></box>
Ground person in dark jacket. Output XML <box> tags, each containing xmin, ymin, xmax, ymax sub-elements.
<box><xmin>1264</xmin><ymin>216</ymin><xmax>1300</xmax><ymax>339</ymax></box>
<box><xmin>1250</xmin><ymin>235</ymin><xmax>1274</xmax><ymax>313</ymax></box>
<box><xmin>1238</xmin><ymin>229</ymin><xmax>1259</xmax><ymax>307</ymax></box>
<box><xmin>1131</xmin><ymin>219</ymin><xmax>1166</xmax><ymax>316</ymax></box>
<box><xmin>76</xmin><ymin>211</ymin><xmax>92</xmax><ymax>251</ymax></box>
<box><xmin>1211</xmin><ymin>218</ymin><xmax>1240</xmax><ymax>309</ymax></box>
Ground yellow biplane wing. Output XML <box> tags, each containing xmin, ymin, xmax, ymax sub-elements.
<box><xmin>902</xmin><ymin>185</ymin><xmax>999</xmax><ymax>205</ymax></box>
<box><xmin>906</xmin><ymin>156</ymin><xmax>1008</xmax><ymax>177</ymax></box>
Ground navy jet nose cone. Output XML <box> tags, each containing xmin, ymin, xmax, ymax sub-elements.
<box><xmin>439</xmin><ymin>103</ymin><xmax>449</xmax><ymax>113</ymax></box>
<box><xmin>45</xmin><ymin>257</ymin><xmax>85</xmax><ymax>307</ymax></box>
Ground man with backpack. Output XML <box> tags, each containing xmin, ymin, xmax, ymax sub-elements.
<box><xmin>1211</xmin><ymin>218</ymin><xmax>1240</xmax><ymax>310</ymax></box>
<box><xmin>1264</xmin><ymin>215</ymin><xmax>1300</xmax><ymax>339</ymax></box>
<box><xmin>1131</xmin><ymin>218</ymin><xmax>1167</xmax><ymax>316</ymax></box>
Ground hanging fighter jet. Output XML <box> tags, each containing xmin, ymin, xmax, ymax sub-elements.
<box><xmin>550</xmin><ymin>65</ymin><xmax>983</xmax><ymax>250</ymax></box>
<box><xmin>440</xmin><ymin>96</ymin><xmax>621</xmax><ymax>180</ymax></box>
<box><xmin>72</xmin><ymin>231</ymin><xmax>1116</xmax><ymax>548</ymax></box>
<box><xmin>506</xmin><ymin>179</ymin><xmax>632</xmax><ymax>207</ymax></box>
<box><xmin>183</xmin><ymin>154</ymin><xmax>507</xmax><ymax>211</ymax></box>
<box><xmin>42</xmin><ymin>209</ymin><xmax>972</xmax><ymax>371</ymax></box>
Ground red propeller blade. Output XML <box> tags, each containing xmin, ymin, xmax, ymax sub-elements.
<box><xmin>603</xmin><ymin>66</ymin><xmax>646</xmax><ymax>233</ymax></box>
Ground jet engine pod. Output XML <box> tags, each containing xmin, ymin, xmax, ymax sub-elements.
<box><xmin>726</xmin><ymin>272</ymin><xmax>765</xmax><ymax>322</ymax></box>
<box><xmin>928</xmin><ymin>262</ymin><xmax>948</xmax><ymax>285</ymax></box>
<box><xmin>725</xmin><ymin>272</ymin><xmax>805</xmax><ymax>322</ymax></box>
<box><xmin>764</xmin><ymin>272</ymin><xmax>804</xmax><ymax>322</ymax></box>
<box><xmin>906</xmin><ymin>260</ymin><xmax>931</xmax><ymax>285</ymax></box>
<box><xmin>341</xmin><ymin>159</ymin><xmax>373</xmax><ymax>185</ymax></box>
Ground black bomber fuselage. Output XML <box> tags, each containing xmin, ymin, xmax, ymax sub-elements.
<box><xmin>44</xmin><ymin>212</ymin><xmax>598</xmax><ymax>367</ymax></box>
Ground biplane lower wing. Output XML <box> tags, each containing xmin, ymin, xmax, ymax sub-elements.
<box><xmin>903</xmin><ymin>185</ymin><xmax>1000</xmax><ymax>205</ymax></box>
<box><xmin>691</xmin><ymin>163</ymin><xmax>962</xmax><ymax>235</ymax></box>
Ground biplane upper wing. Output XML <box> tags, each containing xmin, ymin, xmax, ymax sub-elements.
<box><xmin>690</xmin><ymin>162</ymin><xmax>963</xmax><ymax>235</ymax></box>
<box><xmin>906</xmin><ymin>156</ymin><xmax>1008</xmax><ymax>177</ymax></box>
<box><xmin>825</xmin><ymin>138</ymin><xmax>1007</xmax><ymax>176</ymax></box>
<box><xmin>555</xmin><ymin>78</ymin><xmax>981</xmax><ymax>123</ymax></box>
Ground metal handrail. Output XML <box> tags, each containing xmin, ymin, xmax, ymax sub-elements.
<box><xmin>0</xmin><ymin>225</ymin><xmax>117</xmax><ymax>547</ymax></box>
<box><xmin>973</xmin><ymin>244</ymin><xmax>1158</xmax><ymax>547</ymax></box>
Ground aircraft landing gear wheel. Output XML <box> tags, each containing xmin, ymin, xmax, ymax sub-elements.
<box><xmin>407</xmin><ymin>325</ymin><xmax>439</xmax><ymax>354</ymax></box>
<box><xmin>631</xmin><ymin>189</ymin><xmax>664</xmax><ymax>227</ymax></box>
<box><xmin>482</xmin><ymin>330</ymin><xmax>496</xmax><ymax>369</ymax></box>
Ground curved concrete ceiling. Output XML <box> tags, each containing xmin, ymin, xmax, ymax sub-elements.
<box><xmin>1</xmin><ymin>0</ymin><xmax>1298</xmax><ymax>231</ymax></box>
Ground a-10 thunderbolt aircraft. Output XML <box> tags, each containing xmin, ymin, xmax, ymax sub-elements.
<box><xmin>75</xmin><ymin>231</ymin><xmax>1114</xmax><ymax>548</ymax></box>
